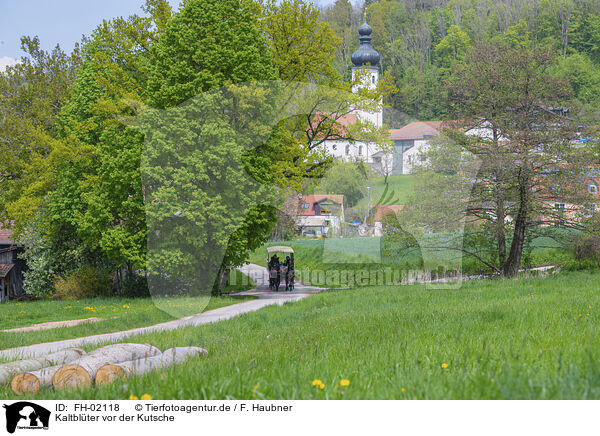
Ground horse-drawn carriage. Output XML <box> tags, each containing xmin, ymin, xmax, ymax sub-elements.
<box><xmin>266</xmin><ymin>246</ymin><xmax>295</xmax><ymax>292</ymax></box>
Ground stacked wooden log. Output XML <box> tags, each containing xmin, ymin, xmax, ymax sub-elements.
<box><xmin>7</xmin><ymin>343</ymin><xmax>207</xmax><ymax>395</ymax></box>
<box><xmin>95</xmin><ymin>347</ymin><xmax>208</xmax><ymax>385</ymax></box>
<box><xmin>52</xmin><ymin>343</ymin><xmax>161</xmax><ymax>391</ymax></box>
<box><xmin>0</xmin><ymin>348</ymin><xmax>85</xmax><ymax>386</ymax></box>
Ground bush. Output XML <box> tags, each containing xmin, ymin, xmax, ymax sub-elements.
<box><xmin>563</xmin><ymin>258</ymin><xmax>598</xmax><ymax>271</ymax></box>
<box><xmin>121</xmin><ymin>274</ymin><xmax>150</xmax><ymax>298</ymax></box>
<box><xmin>20</xmin><ymin>219</ymin><xmax>81</xmax><ymax>297</ymax></box>
<box><xmin>563</xmin><ymin>236</ymin><xmax>600</xmax><ymax>271</ymax></box>
<box><xmin>574</xmin><ymin>236</ymin><xmax>600</xmax><ymax>264</ymax></box>
<box><xmin>54</xmin><ymin>266</ymin><xmax>113</xmax><ymax>300</ymax></box>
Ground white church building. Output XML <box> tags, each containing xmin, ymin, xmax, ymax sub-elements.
<box><xmin>316</xmin><ymin>19</ymin><xmax>384</xmax><ymax>166</ymax></box>
<box><xmin>314</xmin><ymin>19</ymin><xmax>451</xmax><ymax>176</ymax></box>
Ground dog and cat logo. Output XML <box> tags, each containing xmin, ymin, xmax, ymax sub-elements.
<box><xmin>2</xmin><ymin>402</ymin><xmax>50</xmax><ymax>433</ymax></box>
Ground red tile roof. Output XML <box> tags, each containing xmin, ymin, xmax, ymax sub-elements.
<box><xmin>389</xmin><ymin>121</ymin><xmax>446</xmax><ymax>141</ymax></box>
<box><xmin>309</xmin><ymin>113</ymin><xmax>358</xmax><ymax>140</ymax></box>
<box><xmin>297</xmin><ymin>194</ymin><xmax>344</xmax><ymax>216</ymax></box>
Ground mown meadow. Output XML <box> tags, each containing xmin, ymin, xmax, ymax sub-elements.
<box><xmin>5</xmin><ymin>270</ymin><xmax>600</xmax><ymax>400</ymax></box>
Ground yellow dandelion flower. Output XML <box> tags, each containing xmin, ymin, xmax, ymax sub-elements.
<box><xmin>253</xmin><ymin>384</ymin><xmax>258</xmax><ymax>390</ymax></box>
<box><xmin>340</xmin><ymin>379</ymin><xmax>350</xmax><ymax>387</ymax></box>
<box><xmin>318</xmin><ymin>382</ymin><xmax>325</xmax><ymax>389</ymax></box>
<box><xmin>312</xmin><ymin>379</ymin><xmax>323</xmax><ymax>387</ymax></box>
<box><xmin>128</xmin><ymin>395</ymin><xmax>139</xmax><ymax>400</ymax></box>
<box><xmin>401</xmin><ymin>388</ymin><xmax>406</xmax><ymax>392</ymax></box>
<box><xmin>441</xmin><ymin>363</ymin><xmax>449</xmax><ymax>369</ymax></box>
<box><xmin>123</xmin><ymin>304</ymin><xmax>130</xmax><ymax>309</ymax></box>
<box><xmin>140</xmin><ymin>394</ymin><xmax>152</xmax><ymax>400</ymax></box>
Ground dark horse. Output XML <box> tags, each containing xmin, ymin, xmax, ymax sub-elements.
<box><xmin>269</xmin><ymin>264</ymin><xmax>281</xmax><ymax>291</ymax></box>
<box><xmin>284</xmin><ymin>265</ymin><xmax>294</xmax><ymax>291</ymax></box>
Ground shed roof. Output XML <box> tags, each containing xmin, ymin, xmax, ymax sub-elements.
<box><xmin>0</xmin><ymin>263</ymin><xmax>14</xmax><ymax>278</ymax></box>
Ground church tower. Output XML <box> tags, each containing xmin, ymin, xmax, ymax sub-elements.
<box><xmin>351</xmin><ymin>18</ymin><xmax>382</xmax><ymax>128</ymax></box>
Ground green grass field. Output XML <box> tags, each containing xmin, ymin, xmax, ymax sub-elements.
<box><xmin>353</xmin><ymin>174</ymin><xmax>415</xmax><ymax>210</ymax></box>
<box><xmin>0</xmin><ymin>295</ymin><xmax>256</xmax><ymax>351</ymax></box>
<box><xmin>248</xmin><ymin>234</ymin><xmax>573</xmax><ymax>287</ymax></box>
<box><xmin>5</xmin><ymin>270</ymin><xmax>600</xmax><ymax>400</ymax></box>
<box><xmin>0</xmin><ymin>269</ymin><xmax>255</xmax><ymax>351</ymax></box>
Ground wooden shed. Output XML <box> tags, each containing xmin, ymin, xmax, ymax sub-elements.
<box><xmin>0</xmin><ymin>228</ymin><xmax>26</xmax><ymax>302</ymax></box>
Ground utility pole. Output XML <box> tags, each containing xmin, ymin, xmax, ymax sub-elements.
<box><xmin>367</xmin><ymin>186</ymin><xmax>371</xmax><ymax>235</ymax></box>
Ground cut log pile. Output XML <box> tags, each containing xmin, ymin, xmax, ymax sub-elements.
<box><xmin>52</xmin><ymin>343</ymin><xmax>161</xmax><ymax>391</ymax></box>
<box><xmin>6</xmin><ymin>343</ymin><xmax>208</xmax><ymax>395</ymax></box>
<box><xmin>0</xmin><ymin>348</ymin><xmax>85</xmax><ymax>385</ymax></box>
<box><xmin>95</xmin><ymin>347</ymin><xmax>208</xmax><ymax>386</ymax></box>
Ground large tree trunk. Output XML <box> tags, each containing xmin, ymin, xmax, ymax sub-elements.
<box><xmin>492</xmin><ymin>128</ymin><xmax>507</xmax><ymax>267</ymax></box>
<box><xmin>0</xmin><ymin>348</ymin><xmax>85</xmax><ymax>385</ymax></box>
<box><xmin>503</xmin><ymin>171</ymin><xmax>529</xmax><ymax>277</ymax></box>
<box><xmin>496</xmin><ymin>197</ymin><xmax>507</xmax><ymax>266</ymax></box>
<box><xmin>52</xmin><ymin>343</ymin><xmax>160</xmax><ymax>391</ymax></box>
<box><xmin>95</xmin><ymin>346</ymin><xmax>208</xmax><ymax>386</ymax></box>
<box><xmin>213</xmin><ymin>264</ymin><xmax>229</xmax><ymax>296</ymax></box>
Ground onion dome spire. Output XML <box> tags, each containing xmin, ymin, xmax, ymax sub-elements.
<box><xmin>351</xmin><ymin>14</ymin><xmax>380</xmax><ymax>67</ymax></box>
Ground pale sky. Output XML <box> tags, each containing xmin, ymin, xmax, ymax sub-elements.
<box><xmin>0</xmin><ymin>0</ymin><xmax>355</xmax><ymax>71</ymax></box>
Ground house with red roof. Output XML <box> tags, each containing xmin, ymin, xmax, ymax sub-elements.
<box><xmin>384</xmin><ymin>121</ymin><xmax>449</xmax><ymax>175</ymax></box>
<box><xmin>294</xmin><ymin>194</ymin><xmax>345</xmax><ymax>237</ymax></box>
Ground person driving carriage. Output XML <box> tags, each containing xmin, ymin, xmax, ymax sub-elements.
<box><xmin>267</xmin><ymin>247</ymin><xmax>294</xmax><ymax>292</ymax></box>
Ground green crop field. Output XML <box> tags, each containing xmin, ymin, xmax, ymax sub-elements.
<box><xmin>6</xmin><ymin>270</ymin><xmax>600</xmax><ymax>400</ymax></box>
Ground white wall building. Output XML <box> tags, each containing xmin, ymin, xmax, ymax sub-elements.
<box><xmin>314</xmin><ymin>19</ymin><xmax>383</xmax><ymax>165</ymax></box>
<box><xmin>389</xmin><ymin>121</ymin><xmax>445</xmax><ymax>175</ymax></box>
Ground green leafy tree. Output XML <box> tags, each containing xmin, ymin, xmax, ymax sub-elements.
<box><xmin>366</xmin><ymin>0</ymin><xmax>408</xmax><ymax>73</ymax></box>
<box><xmin>442</xmin><ymin>43</ymin><xmax>586</xmax><ymax>277</ymax></box>
<box><xmin>0</xmin><ymin>37</ymin><xmax>80</xmax><ymax>231</ymax></box>
<box><xmin>262</xmin><ymin>0</ymin><xmax>340</xmax><ymax>84</ymax></box>
<box><xmin>17</xmin><ymin>2</ymin><xmax>172</xmax><ymax>296</ymax></box>
<box><xmin>145</xmin><ymin>0</ymin><xmax>279</xmax><ymax>295</ymax></box>
<box><xmin>315</xmin><ymin>161</ymin><xmax>367</xmax><ymax>208</ymax></box>
<box><xmin>434</xmin><ymin>25</ymin><xmax>471</xmax><ymax>67</ymax></box>
<box><xmin>324</xmin><ymin>0</ymin><xmax>358</xmax><ymax>79</ymax></box>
